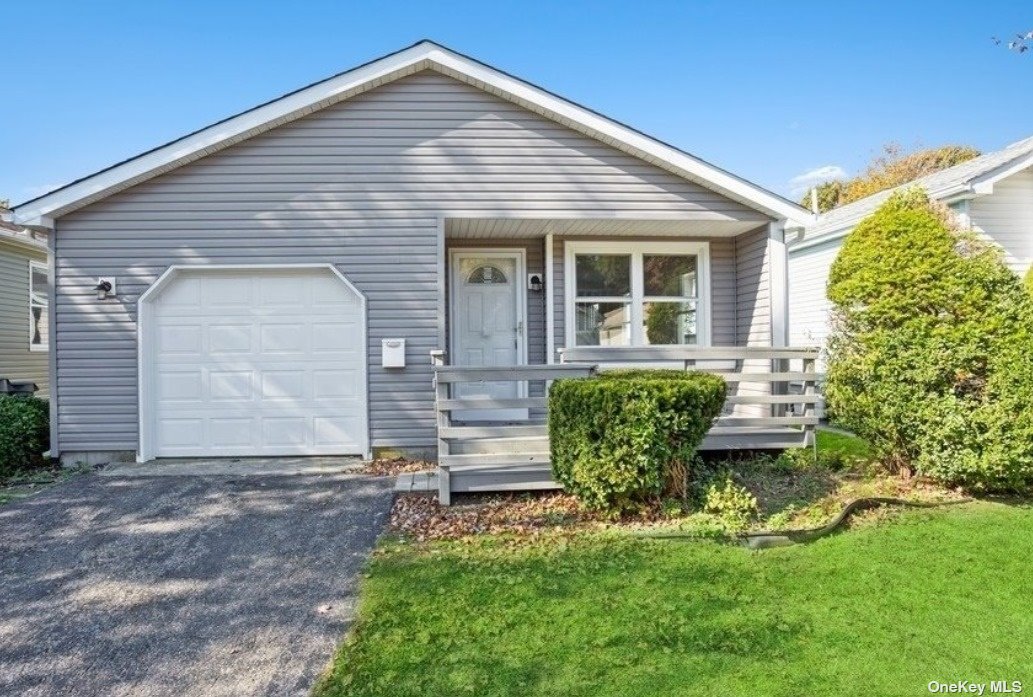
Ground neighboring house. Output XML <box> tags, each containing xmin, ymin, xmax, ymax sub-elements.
<box><xmin>12</xmin><ymin>41</ymin><xmax>814</xmax><ymax>470</ymax></box>
<box><xmin>0</xmin><ymin>218</ymin><xmax>49</xmax><ymax>397</ymax></box>
<box><xmin>789</xmin><ymin>135</ymin><xmax>1033</xmax><ymax>349</ymax></box>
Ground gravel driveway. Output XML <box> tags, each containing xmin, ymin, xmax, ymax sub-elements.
<box><xmin>0</xmin><ymin>470</ymin><xmax>393</xmax><ymax>696</ymax></box>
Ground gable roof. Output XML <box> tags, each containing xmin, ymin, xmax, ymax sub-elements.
<box><xmin>12</xmin><ymin>40</ymin><xmax>809</xmax><ymax>228</ymax></box>
<box><xmin>799</xmin><ymin>135</ymin><xmax>1033</xmax><ymax>245</ymax></box>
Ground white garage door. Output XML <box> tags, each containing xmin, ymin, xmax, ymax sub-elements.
<box><xmin>147</xmin><ymin>267</ymin><xmax>367</xmax><ymax>458</ymax></box>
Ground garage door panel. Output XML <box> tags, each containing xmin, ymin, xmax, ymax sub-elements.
<box><xmin>263</xmin><ymin>417</ymin><xmax>309</xmax><ymax>446</ymax></box>
<box><xmin>157</xmin><ymin>370</ymin><xmax>204</xmax><ymax>401</ymax></box>
<box><xmin>261</xmin><ymin>370</ymin><xmax>307</xmax><ymax>400</ymax></box>
<box><xmin>208</xmin><ymin>418</ymin><xmax>255</xmax><ymax>447</ymax></box>
<box><xmin>210</xmin><ymin>370</ymin><xmax>254</xmax><ymax>401</ymax></box>
<box><xmin>314</xmin><ymin>416</ymin><xmax>364</xmax><ymax>447</ymax></box>
<box><xmin>260</xmin><ymin>323</ymin><xmax>309</xmax><ymax>354</ymax></box>
<box><xmin>158</xmin><ymin>325</ymin><xmax>202</xmax><ymax>355</ymax></box>
<box><xmin>148</xmin><ymin>268</ymin><xmax>367</xmax><ymax>457</ymax></box>
<box><xmin>209</xmin><ymin>324</ymin><xmax>253</xmax><ymax>354</ymax></box>
<box><xmin>203</xmin><ymin>276</ymin><xmax>253</xmax><ymax>306</ymax></box>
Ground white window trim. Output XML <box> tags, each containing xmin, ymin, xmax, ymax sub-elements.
<box><xmin>28</xmin><ymin>260</ymin><xmax>48</xmax><ymax>352</ymax></box>
<box><xmin>563</xmin><ymin>240</ymin><xmax>711</xmax><ymax>349</ymax></box>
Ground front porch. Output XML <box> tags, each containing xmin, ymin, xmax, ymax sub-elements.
<box><xmin>429</xmin><ymin>346</ymin><xmax>822</xmax><ymax>505</ymax></box>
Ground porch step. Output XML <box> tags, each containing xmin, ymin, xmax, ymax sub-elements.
<box><xmin>442</xmin><ymin>461</ymin><xmax>559</xmax><ymax>494</ymax></box>
<box><xmin>701</xmin><ymin>427</ymin><xmax>810</xmax><ymax>450</ymax></box>
<box><xmin>440</xmin><ymin>451</ymin><xmax>551</xmax><ymax>468</ymax></box>
<box><xmin>450</xmin><ymin>435</ymin><xmax>550</xmax><ymax>455</ymax></box>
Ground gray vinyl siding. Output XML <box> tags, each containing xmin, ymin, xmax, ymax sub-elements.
<box><xmin>54</xmin><ymin>70</ymin><xmax>770</xmax><ymax>454</ymax></box>
<box><xmin>734</xmin><ymin>226</ymin><xmax>772</xmax><ymax>413</ymax></box>
<box><xmin>0</xmin><ymin>242</ymin><xmax>49</xmax><ymax>397</ymax></box>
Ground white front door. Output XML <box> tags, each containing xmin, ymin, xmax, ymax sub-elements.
<box><xmin>450</xmin><ymin>250</ymin><xmax>527</xmax><ymax>421</ymax></box>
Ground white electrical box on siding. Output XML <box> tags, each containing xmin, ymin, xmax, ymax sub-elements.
<box><xmin>382</xmin><ymin>338</ymin><xmax>406</xmax><ymax>367</ymax></box>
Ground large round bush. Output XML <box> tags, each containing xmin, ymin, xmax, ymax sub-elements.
<box><xmin>548</xmin><ymin>370</ymin><xmax>726</xmax><ymax>512</ymax></box>
<box><xmin>0</xmin><ymin>395</ymin><xmax>50</xmax><ymax>477</ymax></box>
<box><xmin>825</xmin><ymin>188</ymin><xmax>1033</xmax><ymax>491</ymax></box>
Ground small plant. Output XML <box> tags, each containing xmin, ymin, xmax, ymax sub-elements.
<box><xmin>702</xmin><ymin>476</ymin><xmax>758</xmax><ymax>531</ymax></box>
<box><xmin>0</xmin><ymin>396</ymin><xmax>50</xmax><ymax>478</ymax></box>
<box><xmin>775</xmin><ymin>447</ymin><xmax>850</xmax><ymax>473</ymax></box>
<box><xmin>549</xmin><ymin>370</ymin><xmax>726</xmax><ymax>513</ymax></box>
<box><xmin>660</xmin><ymin>498</ymin><xmax>685</xmax><ymax>519</ymax></box>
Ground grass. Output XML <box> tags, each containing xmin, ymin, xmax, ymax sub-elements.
<box><xmin>0</xmin><ymin>464</ymin><xmax>91</xmax><ymax>505</ymax></box>
<box><xmin>315</xmin><ymin>502</ymin><xmax>1033</xmax><ymax>697</ymax></box>
<box><xmin>816</xmin><ymin>427</ymin><xmax>874</xmax><ymax>462</ymax></box>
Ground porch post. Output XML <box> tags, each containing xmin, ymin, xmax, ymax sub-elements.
<box><xmin>768</xmin><ymin>222</ymin><xmax>789</xmax><ymax>414</ymax></box>
<box><xmin>545</xmin><ymin>231</ymin><xmax>555</xmax><ymax>364</ymax></box>
<box><xmin>767</xmin><ymin>221</ymin><xmax>788</xmax><ymax>348</ymax></box>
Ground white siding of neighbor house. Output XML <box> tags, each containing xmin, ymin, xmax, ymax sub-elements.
<box><xmin>53</xmin><ymin>70</ymin><xmax>772</xmax><ymax>455</ymax></box>
<box><xmin>788</xmin><ymin>168</ymin><xmax>1033</xmax><ymax>355</ymax></box>
<box><xmin>970</xmin><ymin>167</ymin><xmax>1033</xmax><ymax>276</ymax></box>
<box><xmin>0</xmin><ymin>242</ymin><xmax>49</xmax><ymax>397</ymax></box>
<box><xmin>787</xmin><ymin>236</ymin><xmax>839</xmax><ymax>350</ymax></box>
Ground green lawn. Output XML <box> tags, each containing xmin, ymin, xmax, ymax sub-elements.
<box><xmin>315</xmin><ymin>502</ymin><xmax>1033</xmax><ymax>697</ymax></box>
<box><xmin>816</xmin><ymin>427</ymin><xmax>874</xmax><ymax>462</ymax></box>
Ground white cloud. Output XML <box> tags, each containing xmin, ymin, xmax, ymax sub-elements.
<box><xmin>788</xmin><ymin>165</ymin><xmax>848</xmax><ymax>197</ymax></box>
<box><xmin>21</xmin><ymin>183</ymin><xmax>64</xmax><ymax>200</ymax></box>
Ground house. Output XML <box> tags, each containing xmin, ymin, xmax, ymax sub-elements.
<box><xmin>0</xmin><ymin>215</ymin><xmax>49</xmax><ymax>397</ymax></box>
<box><xmin>11</xmin><ymin>41</ymin><xmax>818</xmax><ymax>485</ymax></box>
<box><xmin>789</xmin><ymin>135</ymin><xmax>1033</xmax><ymax>349</ymax></box>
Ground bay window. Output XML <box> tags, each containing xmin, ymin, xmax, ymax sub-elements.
<box><xmin>566</xmin><ymin>241</ymin><xmax>709</xmax><ymax>348</ymax></box>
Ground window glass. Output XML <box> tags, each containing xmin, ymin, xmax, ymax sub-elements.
<box><xmin>643</xmin><ymin>301</ymin><xmax>698</xmax><ymax>345</ymax></box>
<box><xmin>575</xmin><ymin>254</ymin><xmax>631</xmax><ymax>297</ymax></box>
<box><xmin>29</xmin><ymin>263</ymin><xmax>48</xmax><ymax>349</ymax></box>
<box><xmin>467</xmin><ymin>265</ymin><xmax>507</xmax><ymax>284</ymax></box>
<box><xmin>575</xmin><ymin>302</ymin><xmax>631</xmax><ymax>346</ymax></box>
<box><xmin>643</xmin><ymin>255</ymin><xmax>697</xmax><ymax>297</ymax></box>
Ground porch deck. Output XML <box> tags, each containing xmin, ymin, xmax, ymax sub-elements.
<box><xmin>430</xmin><ymin>347</ymin><xmax>822</xmax><ymax>505</ymax></box>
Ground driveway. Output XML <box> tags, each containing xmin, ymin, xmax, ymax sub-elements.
<box><xmin>0</xmin><ymin>469</ymin><xmax>394</xmax><ymax>696</ymax></box>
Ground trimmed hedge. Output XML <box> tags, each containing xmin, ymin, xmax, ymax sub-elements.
<box><xmin>548</xmin><ymin>370</ymin><xmax>726</xmax><ymax>512</ymax></box>
<box><xmin>826</xmin><ymin>188</ymin><xmax>1033</xmax><ymax>492</ymax></box>
<box><xmin>0</xmin><ymin>395</ymin><xmax>50</xmax><ymax>478</ymax></box>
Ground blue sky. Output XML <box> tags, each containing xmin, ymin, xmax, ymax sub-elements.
<box><xmin>3</xmin><ymin>1</ymin><xmax>1032</xmax><ymax>206</ymax></box>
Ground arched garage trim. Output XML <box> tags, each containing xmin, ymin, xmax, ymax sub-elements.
<box><xmin>137</xmin><ymin>263</ymin><xmax>369</xmax><ymax>462</ymax></box>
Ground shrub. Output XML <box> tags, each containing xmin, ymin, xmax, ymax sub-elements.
<box><xmin>0</xmin><ymin>396</ymin><xmax>50</xmax><ymax>478</ymax></box>
<box><xmin>825</xmin><ymin>188</ymin><xmax>1033</xmax><ymax>492</ymax></box>
<box><xmin>549</xmin><ymin>370</ymin><xmax>726</xmax><ymax>512</ymax></box>
<box><xmin>1024</xmin><ymin>267</ymin><xmax>1033</xmax><ymax>297</ymax></box>
<box><xmin>701</xmin><ymin>476</ymin><xmax>758</xmax><ymax>530</ymax></box>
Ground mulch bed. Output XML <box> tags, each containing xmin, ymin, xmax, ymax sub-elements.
<box><xmin>387</xmin><ymin>491</ymin><xmax>695</xmax><ymax>541</ymax></box>
<box><xmin>361</xmin><ymin>458</ymin><xmax>435</xmax><ymax>477</ymax></box>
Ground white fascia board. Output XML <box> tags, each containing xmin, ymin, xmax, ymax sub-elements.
<box><xmin>14</xmin><ymin>41</ymin><xmax>809</xmax><ymax>227</ymax></box>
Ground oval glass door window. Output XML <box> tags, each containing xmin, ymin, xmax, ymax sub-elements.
<box><xmin>467</xmin><ymin>265</ymin><xmax>508</xmax><ymax>284</ymax></box>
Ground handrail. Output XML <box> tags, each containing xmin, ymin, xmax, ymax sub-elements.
<box><xmin>558</xmin><ymin>346</ymin><xmax>820</xmax><ymax>362</ymax></box>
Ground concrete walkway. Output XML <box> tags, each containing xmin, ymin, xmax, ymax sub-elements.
<box><xmin>0</xmin><ymin>467</ymin><xmax>394</xmax><ymax>697</ymax></box>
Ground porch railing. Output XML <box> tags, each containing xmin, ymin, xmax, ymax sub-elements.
<box><xmin>558</xmin><ymin>346</ymin><xmax>823</xmax><ymax>446</ymax></box>
<box><xmin>430</xmin><ymin>346</ymin><xmax>822</xmax><ymax>504</ymax></box>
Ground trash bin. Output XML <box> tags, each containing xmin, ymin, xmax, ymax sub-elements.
<box><xmin>0</xmin><ymin>378</ymin><xmax>39</xmax><ymax>395</ymax></box>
